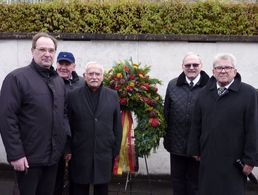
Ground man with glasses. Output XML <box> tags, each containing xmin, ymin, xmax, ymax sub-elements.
<box><xmin>54</xmin><ymin>51</ymin><xmax>84</xmax><ymax>195</ymax></box>
<box><xmin>163</xmin><ymin>52</ymin><xmax>209</xmax><ymax>195</ymax></box>
<box><xmin>67</xmin><ymin>62</ymin><xmax>122</xmax><ymax>195</ymax></box>
<box><xmin>0</xmin><ymin>32</ymin><xmax>68</xmax><ymax>195</ymax></box>
<box><xmin>188</xmin><ymin>53</ymin><xmax>258</xmax><ymax>195</ymax></box>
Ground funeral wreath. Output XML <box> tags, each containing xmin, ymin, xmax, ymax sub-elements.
<box><xmin>104</xmin><ymin>59</ymin><xmax>166</xmax><ymax>157</ymax></box>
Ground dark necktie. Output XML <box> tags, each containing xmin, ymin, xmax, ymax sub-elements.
<box><xmin>189</xmin><ymin>81</ymin><xmax>194</xmax><ymax>89</ymax></box>
<box><xmin>218</xmin><ymin>87</ymin><xmax>226</xmax><ymax>96</ymax></box>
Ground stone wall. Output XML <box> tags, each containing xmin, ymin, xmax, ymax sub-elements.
<box><xmin>0</xmin><ymin>33</ymin><xmax>258</xmax><ymax>176</ymax></box>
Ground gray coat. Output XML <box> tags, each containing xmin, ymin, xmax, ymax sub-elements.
<box><xmin>68</xmin><ymin>85</ymin><xmax>122</xmax><ymax>184</ymax></box>
<box><xmin>163</xmin><ymin>71</ymin><xmax>209</xmax><ymax>156</ymax></box>
<box><xmin>188</xmin><ymin>73</ymin><xmax>258</xmax><ymax>195</ymax></box>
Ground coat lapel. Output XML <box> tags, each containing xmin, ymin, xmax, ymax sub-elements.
<box><xmin>95</xmin><ymin>87</ymin><xmax>106</xmax><ymax>117</ymax></box>
<box><xmin>81</xmin><ymin>87</ymin><xmax>94</xmax><ymax>117</ymax></box>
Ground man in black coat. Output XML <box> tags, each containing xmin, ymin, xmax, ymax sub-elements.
<box><xmin>67</xmin><ymin>62</ymin><xmax>122</xmax><ymax>195</ymax></box>
<box><xmin>54</xmin><ymin>51</ymin><xmax>84</xmax><ymax>195</ymax></box>
<box><xmin>188</xmin><ymin>53</ymin><xmax>258</xmax><ymax>195</ymax></box>
<box><xmin>163</xmin><ymin>52</ymin><xmax>209</xmax><ymax>195</ymax></box>
<box><xmin>0</xmin><ymin>32</ymin><xmax>68</xmax><ymax>195</ymax></box>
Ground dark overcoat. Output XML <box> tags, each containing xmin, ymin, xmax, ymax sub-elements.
<box><xmin>188</xmin><ymin>73</ymin><xmax>258</xmax><ymax>195</ymax></box>
<box><xmin>0</xmin><ymin>61</ymin><xmax>67</xmax><ymax>166</ymax></box>
<box><xmin>67</xmin><ymin>85</ymin><xmax>122</xmax><ymax>184</ymax></box>
<box><xmin>163</xmin><ymin>71</ymin><xmax>209</xmax><ymax>156</ymax></box>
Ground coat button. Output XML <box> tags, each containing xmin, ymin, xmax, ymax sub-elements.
<box><xmin>95</xmin><ymin>118</ymin><xmax>98</xmax><ymax>122</ymax></box>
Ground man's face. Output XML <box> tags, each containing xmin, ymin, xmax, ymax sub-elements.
<box><xmin>84</xmin><ymin>64</ymin><xmax>103</xmax><ymax>90</ymax></box>
<box><xmin>31</xmin><ymin>37</ymin><xmax>56</xmax><ymax>69</ymax></box>
<box><xmin>56</xmin><ymin>61</ymin><xmax>75</xmax><ymax>80</ymax></box>
<box><xmin>182</xmin><ymin>55</ymin><xmax>202</xmax><ymax>80</ymax></box>
<box><xmin>213</xmin><ymin>59</ymin><xmax>237</xmax><ymax>87</ymax></box>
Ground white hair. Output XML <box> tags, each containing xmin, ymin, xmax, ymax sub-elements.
<box><xmin>85</xmin><ymin>61</ymin><xmax>104</xmax><ymax>74</ymax></box>
<box><xmin>213</xmin><ymin>53</ymin><xmax>237</xmax><ymax>68</ymax></box>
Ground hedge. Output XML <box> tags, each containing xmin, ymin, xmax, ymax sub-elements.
<box><xmin>0</xmin><ymin>0</ymin><xmax>257</xmax><ymax>35</ymax></box>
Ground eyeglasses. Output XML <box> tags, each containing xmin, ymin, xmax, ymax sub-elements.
<box><xmin>184</xmin><ymin>63</ymin><xmax>200</xmax><ymax>68</ymax></box>
<box><xmin>214</xmin><ymin>66</ymin><xmax>234</xmax><ymax>72</ymax></box>
<box><xmin>35</xmin><ymin>47</ymin><xmax>56</xmax><ymax>54</ymax></box>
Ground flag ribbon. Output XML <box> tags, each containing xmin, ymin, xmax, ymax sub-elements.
<box><xmin>113</xmin><ymin>111</ymin><xmax>136</xmax><ymax>175</ymax></box>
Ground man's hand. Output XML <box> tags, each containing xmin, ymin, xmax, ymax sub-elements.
<box><xmin>64</xmin><ymin>153</ymin><xmax>72</xmax><ymax>162</ymax></box>
<box><xmin>243</xmin><ymin>164</ymin><xmax>253</xmax><ymax>176</ymax></box>
<box><xmin>193</xmin><ymin>156</ymin><xmax>201</xmax><ymax>161</ymax></box>
<box><xmin>10</xmin><ymin>157</ymin><xmax>29</xmax><ymax>172</ymax></box>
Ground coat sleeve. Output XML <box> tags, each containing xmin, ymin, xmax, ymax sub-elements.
<box><xmin>163</xmin><ymin>83</ymin><xmax>171</xmax><ymax>151</ymax></box>
<box><xmin>242</xmin><ymin>88</ymin><xmax>258</xmax><ymax>166</ymax></box>
<box><xmin>187</xmin><ymin>96</ymin><xmax>202</xmax><ymax>157</ymax></box>
<box><xmin>0</xmin><ymin>73</ymin><xmax>25</xmax><ymax>162</ymax></box>
<box><xmin>112</xmin><ymin>92</ymin><xmax>122</xmax><ymax>157</ymax></box>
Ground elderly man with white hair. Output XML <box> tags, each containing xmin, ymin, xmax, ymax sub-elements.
<box><xmin>67</xmin><ymin>62</ymin><xmax>122</xmax><ymax>195</ymax></box>
<box><xmin>188</xmin><ymin>53</ymin><xmax>258</xmax><ymax>195</ymax></box>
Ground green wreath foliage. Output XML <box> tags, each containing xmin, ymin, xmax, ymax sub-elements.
<box><xmin>104</xmin><ymin>59</ymin><xmax>166</xmax><ymax>157</ymax></box>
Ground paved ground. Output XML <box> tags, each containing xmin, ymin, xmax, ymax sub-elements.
<box><xmin>0</xmin><ymin>163</ymin><xmax>257</xmax><ymax>195</ymax></box>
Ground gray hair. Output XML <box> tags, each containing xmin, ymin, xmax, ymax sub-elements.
<box><xmin>182</xmin><ymin>52</ymin><xmax>202</xmax><ymax>65</ymax></box>
<box><xmin>85</xmin><ymin>61</ymin><xmax>104</xmax><ymax>75</ymax></box>
<box><xmin>213</xmin><ymin>53</ymin><xmax>237</xmax><ymax>68</ymax></box>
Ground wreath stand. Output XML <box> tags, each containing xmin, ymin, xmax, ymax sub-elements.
<box><xmin>124</xmin><ymin>155</ymin><xmax>153</xmax><ymax>195</ymax></box>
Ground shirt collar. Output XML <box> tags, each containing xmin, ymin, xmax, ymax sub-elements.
<box><xmin>186</xmin><ymin>74</ymin><xmax>201</xmax><ymax>86</ymax></box>
<box><xmin>216</xmin><ymin>79</ymin><xmax>234</xmax><ymax>89</ymax></box>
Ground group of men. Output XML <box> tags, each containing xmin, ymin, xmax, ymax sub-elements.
<box><xmin>0</xmin><ymin>32</ymin><xmax>257</xmax><ymax>195</ymax></box>
<box><xmin>164</xmin><ymin>52</ymin><xmax>258</xmax><ymax>195</ymax></box>
<box><xmin>0</xmin><ymin>32</ymin><xmax>122</xmax><ymax>195</ymax></box>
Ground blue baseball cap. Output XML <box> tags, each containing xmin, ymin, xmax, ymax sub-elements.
<box><xmin>57</xmin><ymin>52</ymin><xmax>75</xmax><ymax>64</ymax></box>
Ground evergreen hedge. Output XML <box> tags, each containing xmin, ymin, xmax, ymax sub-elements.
<box><xmin>0</xmin><ymin>1</ymin><xmax>257</xmax><ymax>35</ymax></box>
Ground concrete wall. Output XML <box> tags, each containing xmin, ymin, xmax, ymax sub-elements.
<box><xmin>0</xmin><ymin>38</ymin><xmax>258</xmax><ymax>176</ymax></box>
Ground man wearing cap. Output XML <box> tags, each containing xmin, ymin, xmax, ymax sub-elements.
<box><xmin>56</xmin><ymin>51</ymin><xmax>84</xmax><ymax>92</ymax></box>
<box><xmin>54</xmin><ymin>51</ymin><xmax>84</xmax><ymax>195</ymax></box>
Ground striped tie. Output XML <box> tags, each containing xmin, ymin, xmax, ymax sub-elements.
<box><xmin>218</xmin><ymin>87</ymin><xmax>225</xmax><ymax>96</ymax></box>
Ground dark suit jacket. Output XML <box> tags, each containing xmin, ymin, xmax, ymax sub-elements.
<box><xmin>67</xmin><ymin>85</ymin><xmax>122</xmax><ymax>184</ymax></box>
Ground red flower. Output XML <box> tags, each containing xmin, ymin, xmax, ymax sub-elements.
<box><xmin>120</xmin><ymin>98</ymin><xmax>127</xmax><ymax>106</ymax></box>
<box><xmin>115</xmin><ymin>85</ymin><xmax>120</xmax><ymax>90</ymax></box>
<box><xmin>126</xmin><ymin>86</ymin><xmax>133</xmax><ymax>92</ymax></box>
<box><xmin>124</xmin><ymin>66</ymin><xmax>129</xmax><ymax>73</ymax></box>
<box><xmin>129</xmin><ymin>75</ymin><xmax>135</xmax><ymax>80</ymax></box>
<box><xmin>149</xmin><ymin>118</ymin><xmax>160</xmax><ymax>128</ymax></box>
<box><xmin>140</xmin><ymin>83</ymin><xmax>150</xmax><ymax>91</ymax></box>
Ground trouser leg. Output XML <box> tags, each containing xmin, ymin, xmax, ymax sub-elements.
<box><xmin>16</xmin><ymin>168</ymin><xmax>40</xmax><ymax>195</ymax></box>
<box><xmin>16</xmin><ymin>164</ymin><xmax>58</xmax><ymax>195</ymax></box>
<box><xmin>170</xmin><ymin>154</ymin><xmax>187</xmax><ymax>195</ymax></box>
<box><xmin>54</xmin><ymin>157</ymin><xmax>65</xmax><ymax>195</ymax></box>
<box><xmin>71</xmin><ymin>182</ymin><xmax>90</xmax><ymax>195</ymax></box>
<box><xmin>186</xmin><ymin>158</ymin><xmax>199</xmax><ymax>195</ymax></box>
<box><xmin>94</xmin><ymin>183</ymin><xmax>108</xmax><ymax>195</ymax></box>
<box><xmin>36</xmin><ymin>164</ymin><xmax>58</xmax><ymax>195</ymax></box>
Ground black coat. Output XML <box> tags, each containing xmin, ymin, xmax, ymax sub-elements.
<box><xmin>68</xmin><ymin>85</ymin><xmax>122</xmax><ymax>184</ymax></box>
<box><xmin>63</xmin><ymin>71</ymin><xmax>84</xmax><ymax>93</ymax></box>
<box><xmin>188</xmin><ymin>73</ymin><xmax>258</xmax><ymax>195</ymax></box>
<box><xmin>0</xmin><ymin>61</ymin><xmax>68</xmax><ymax>166</ymax></box>
<box><xmin>163</xmin><ymin>71</ymin><xmax>209</xmax><ymax>155</ymax></box>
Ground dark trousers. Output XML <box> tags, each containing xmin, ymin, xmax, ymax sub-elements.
<box><xmin>54</xmin><ymin>158</ymin><xmax>66</xmax><ymax>195</ymax></box>
<box><xmin>16</xmin><ymin>164</ymin><xmax>58</xmax><ymax>195</ymax></box>
<box><xmin>71</xmin><ymin>183</ymin><xmax>108</xmax><ymax>195</ymax></box>
<box><xmin>170</xmin><ymin>154</ymin><xmax>199</xmax><ymax>195</ymax></box>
